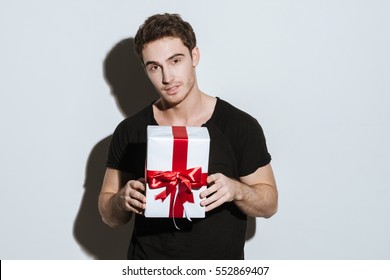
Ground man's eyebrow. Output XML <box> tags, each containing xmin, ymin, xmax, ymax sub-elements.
<box><xmin>167</xmin><ymin>53</ymin><xmax>185</xmax><ymax>61</ymax></box>
<box><xmin>144</xmin><ymin>60</ymin><xmax>160</xmax><ymax>67</ymax></box>
<box><xmin>144</xmin><ymin>53</ymin><xmax>185</xmax><ymax>67</ymax></box>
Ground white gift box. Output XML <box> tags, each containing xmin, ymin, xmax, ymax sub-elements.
<box><xmin>145</xmin><ymin>125</ymin><xmax>210</xmax><ymax>218</ymax></box>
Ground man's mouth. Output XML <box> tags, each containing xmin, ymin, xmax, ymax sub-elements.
<box><xmin>164</xmin><ymin>85</ymin><xmax>180</xmax><ymax>95</ymax></box>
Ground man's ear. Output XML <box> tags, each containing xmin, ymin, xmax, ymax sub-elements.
<box><xmin>191</xmin><ymin>47</ymin><xmax>200</xmax><ymax>67</ymax></box>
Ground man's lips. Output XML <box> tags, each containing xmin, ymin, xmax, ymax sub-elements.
<box><xmin>164</xmin><ymin>85</ymin><xmax>180</xmax><ymax>95</ymax></box>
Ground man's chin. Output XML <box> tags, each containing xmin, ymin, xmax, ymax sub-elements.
<box><xmin>159</xmin><ymin>95</ymin><xmax>185</xmax><ymax>109</ymax></box>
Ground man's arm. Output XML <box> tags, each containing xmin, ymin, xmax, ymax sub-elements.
<box><xmin>201</xmin><ymin>164</ymin><xmax>278</xmax><ymax>218</ymax></box>
<box><xmin>98</xmin><ymin>168</ymin><xmax>146</xmax><ymax>227</ymax></box>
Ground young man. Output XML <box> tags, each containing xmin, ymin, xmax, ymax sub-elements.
<box><xmin>98</xmin><ymin>13</ymin><xmax>278</xmax><ymax>259</ymax></box>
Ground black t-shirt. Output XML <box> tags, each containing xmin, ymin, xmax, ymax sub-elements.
<box><xmin>107</xmin><ymin>98</ymin><xmax>271</xmax><ymax>259</ymax></box>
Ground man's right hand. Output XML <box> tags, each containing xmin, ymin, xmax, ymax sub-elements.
<box><xmin>99</xmin><ymin>169</ymin><xmax>146</xmax><ymax>227</ymax></box>
<box><xmin>117</xmin><ymin>178</ymin><xmax>146</xmax><ymax>215</ymax></box>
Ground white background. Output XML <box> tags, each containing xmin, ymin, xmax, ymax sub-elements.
<box><xmin>1</xmin><ymin>0</ymin><xmax>389</xmax><ymax>260</ymax></box>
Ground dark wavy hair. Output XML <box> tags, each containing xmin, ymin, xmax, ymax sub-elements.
<box><xmin>134</xmin><ymin>13</ymin><xmax>197</xmax><ymax>63</ymax></box>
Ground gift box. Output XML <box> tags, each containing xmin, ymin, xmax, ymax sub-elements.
<box><xmin>145</xmin><ymin>125</ymin><xmax>210</xmax><ymax>219</ymax></box>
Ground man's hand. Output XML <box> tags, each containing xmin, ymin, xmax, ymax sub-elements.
<box><xmin>117</xmin><ymin>178</ymin><xmax>146</xmax><ymax>215</ymax></box>
<box><xmin>200</xmin><ymin>173</ymin><xmax>242</xmax><ymax>212</ymax></box>
<box><xmin>199</xmin><ymin>164</ymin><xmax>278</xmax><ymax>217</ymax></box>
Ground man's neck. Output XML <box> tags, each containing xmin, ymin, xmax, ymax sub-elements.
<box><xmin>153</xmin><ymin>91</ymin><xmax>216</xmax><ymax>126</ymax></box>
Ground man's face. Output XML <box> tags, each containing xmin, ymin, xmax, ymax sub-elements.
<box><xmin>142</xmin><ymin>37</ymin><xmax>199</xmax><ymax>106</ymax></box>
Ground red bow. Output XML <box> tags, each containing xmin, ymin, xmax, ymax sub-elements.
<box><xmin>147</xmin><ymin>167</ymin><xmax>207</xmax><ymax>217</ymax></box>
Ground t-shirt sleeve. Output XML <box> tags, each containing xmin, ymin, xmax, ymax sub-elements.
<box><xmin>235</xmin><ymin>115</ymin><xmax>271</xmax><ymax>177</ymax></box>
<box><xmin>106</xmin><ymin>120</ymin><xmax>147</xmax><ymax>177</ymax></box>
<box><xmin>106</xmin><ymin>120</ymin><xmax>128</xmax><ymax>170</ymax></box>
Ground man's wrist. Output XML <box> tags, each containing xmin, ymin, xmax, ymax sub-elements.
<box><xmin>234</xmin><ymin>180</ymin><xmax>246</xmax><ymax>201</ymax></box>
<box><xmin>112</xmin><ymin>192</ymin><xmax>125</xmax><ymax>212</ymax></box>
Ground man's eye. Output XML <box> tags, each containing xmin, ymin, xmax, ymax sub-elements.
<box><xmin>148</xmin><ymin>65</ymin><xmax>159</xmax><ymax>72</ymax></box>
<box><xmin>172</xmin><ymin>58</ymin><xmax>181</xmax><ymax>64</ymax></box>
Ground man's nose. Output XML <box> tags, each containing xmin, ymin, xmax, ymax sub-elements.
<box><xmin>162</xmin><ymin>68</ymin><xmax>173</xmax><ymax>85</ymax></box>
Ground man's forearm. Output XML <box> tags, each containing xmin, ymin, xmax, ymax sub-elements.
<box><xmin>99</xmin><ymin>193</ymin><xmax>132</xmax><ymax>227</ymax></box>
<box><xmin>234</xmin><ymin>181</ymin><xmax>278</xmax><ymax>218</ymax></box>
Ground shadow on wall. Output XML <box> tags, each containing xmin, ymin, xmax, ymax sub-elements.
<box><xmin>73</xmin><ymin>38</ymin><xmax>158</xmax><ymax>259</ymax></box>
<box><xmin>73</xmin><ymin>38</ymin><xmax>256</xmax><ymax>259</ymax></box>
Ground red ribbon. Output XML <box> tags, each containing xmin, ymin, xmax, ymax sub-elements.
<box><xmin>146</xmin><ymin>126</ymin><xmax>207</xmax><ymax>218</ymax></box>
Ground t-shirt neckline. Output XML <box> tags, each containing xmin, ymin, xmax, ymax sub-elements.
<box><xmin>149</xmin><ymin>97</ymin><xmax>220</xmax><ymax>127</ymax></box>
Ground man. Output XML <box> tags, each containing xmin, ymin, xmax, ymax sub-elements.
<box><xmin>98</xmin><ymin>13</ymin><xmax>278</xmax><ymax>259</ymax></box>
